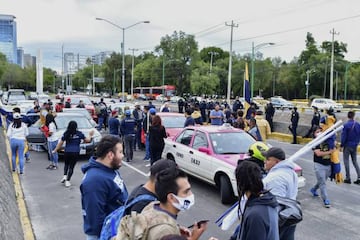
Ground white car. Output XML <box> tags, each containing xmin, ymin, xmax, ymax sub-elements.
<box><xmin>163</xmin><ymin>125</ymin><xmax>306</xmax><ymax>204</ymax></box>
<box><xmin>311</xmin><ymin>98</ymin><xmax>343</xmax><ymax>112</ymax></box>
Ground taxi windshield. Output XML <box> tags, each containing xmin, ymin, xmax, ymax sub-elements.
<box><xmin>209</xmin><ymin>132</ymin><xmax>255</xmax><ymax>154</ymax></box>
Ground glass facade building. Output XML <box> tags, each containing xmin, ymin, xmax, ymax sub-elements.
<box><xmin>0</xmin><ymin>14</ymin><xmax>17</xmax><ymax>64</ymax></box>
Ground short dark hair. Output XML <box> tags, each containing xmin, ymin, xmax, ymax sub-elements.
<box><xmin>96</xmin><ymin>135</ymin><xmax>122</xmax><ymax>159</ymax></box>
<box><xmin>12</xmin><ymin>107</ymin><xmax>21</xmax><ymax>113</ymax></box>
<box><xmin>348</xmin><ymin>111</ymin><xmax>355</xmax><ymax>119</ymax></box>
<box><xmin>235</xmin><ymin>160</ymin><xmax>263</xmax><ymax>198</ymax></box>
<box><xmin>155</xmin><ymin>168</ymin><xmax>187</xmax><ymax>203</ymax></box>
<box><xmin>150</xmin><ymin>159</ymin><xmax>177</xmax><ymax>181</ymax></box>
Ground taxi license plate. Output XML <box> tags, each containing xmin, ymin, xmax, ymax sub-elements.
<box><xmin>80</xmin><ymin>148</ymin><xmax>86</xmax><ymax>155</ymax></box>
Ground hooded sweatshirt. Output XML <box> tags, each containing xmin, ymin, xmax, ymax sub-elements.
<box><xmin>239</xmin><ymin>192</ymin><xmax>279</xmax><ymax>240</ymax></box>
<box><xmin>263</xmin><ymin>160</ymin><xmax>298</xmax><ymax>200</ymax></box>
<box><xmin>80</xmin><ymin>157</ymin><xmax>128</xmax><ymax>237</ymax></box>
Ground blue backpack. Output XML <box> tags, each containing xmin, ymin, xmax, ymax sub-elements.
<box><xmin>99</xmin><ymin>194</ymin><xmax>157</xmax><ymax>240</ymax></box>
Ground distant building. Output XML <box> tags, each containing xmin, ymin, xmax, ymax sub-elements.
<box><xmin>17</xmin><ymin>47</ymin><xmax>24</xmax><ymax>68</ymax></box>
<box><xmin>24</xmin><ymin>53</ymin><xmax>36</xmax><ymax>68</ymax></box>
<box><xmin>0</xmin><ymin>14</ymin><xmax>17</xmax><ymax>64</ymax></box>
<box><xmin>92</xmin><ymin>51</ymin><xmax>112</xmax><ymax>65</ymax></box>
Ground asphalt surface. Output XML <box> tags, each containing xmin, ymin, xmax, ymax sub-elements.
<box><xmin>18</xmin><ymin>138</ymin><xmax>360</xmax><ymax>240</ymax></box>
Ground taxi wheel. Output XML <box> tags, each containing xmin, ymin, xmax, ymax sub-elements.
<box><xmin>219</xmin><ymin>175</ymin><xmax>234</xmax><ymax>204</ymax></box>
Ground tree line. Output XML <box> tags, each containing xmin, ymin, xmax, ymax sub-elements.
<box><xmin>1</xmin><ymin>31</ymin><xmax>359</xmax><ymax>100</ymax></box>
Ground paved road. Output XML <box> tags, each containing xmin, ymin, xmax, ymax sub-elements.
<box><xmin>20</xmin><ymin>138</ymin><xmax>360</xmax><ymax>240</ymax></box>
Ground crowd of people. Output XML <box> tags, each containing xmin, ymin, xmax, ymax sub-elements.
<box><xmin>1</xmin><ymin>95</ymin><xmax>360</xmax><ymax>240</ymax></box>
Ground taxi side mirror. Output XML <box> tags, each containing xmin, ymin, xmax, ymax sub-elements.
<box><xmin>198</xmin><ymin>147</ymin><xmax>210</xmax><ymax>154</ymax></box>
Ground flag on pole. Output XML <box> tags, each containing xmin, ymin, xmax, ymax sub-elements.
<box><xmin>243</xmin><ymin>63</ymin><xmax>251</xmax><ymax>118</ymax></box>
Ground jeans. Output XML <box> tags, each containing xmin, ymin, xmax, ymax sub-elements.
<box><xmin>313</xmin><ymin>162</ymin><xmax>331</xmax><ymax>201</ymax></box>
<box><xmin>343</xmin><ymin>146</ymin><xmax>360</xmax><ymax>180</ymax></box>
<box><xmin>86</xmin><ymin>235</ymin><xmax>99</xmax><ymax>240</ymax></box>
<box><xmin>10</xmin><ymin>138</ymin><xmax>25</xmax><ymax>173</ymax></box>
<box><xmin>144</xmin><ymin>135</ymin><xmax>150</xmax><ymax>160</ymax></box>
<box><xmin>98</xmin><ymin>117</ymin><xmax>106</xmax><ymax>131</ymax></box>
<box><xmin>124</xmin><ymin>134</ymin><xmax>135</xmax><ymax>161</ymax></box>
<box><xmin>48</xmin><ymin>140</ymin><xmax>59</xmax><ymax>166</ymax></box>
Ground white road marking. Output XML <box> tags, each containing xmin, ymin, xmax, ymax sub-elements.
<box><xmin>122</xmin><ymin>161</ymin><xmax>149</xmax><ymax>177</ymax></box>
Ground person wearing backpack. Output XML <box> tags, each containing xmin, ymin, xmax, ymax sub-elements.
<box><xmin>235</xmin><ymin>160</ymin><xmax>279</xmax><ymax>240</ymax></box>
<box><xmin>126</xmin><ymin>159</ymin><xmax>177</xmax><ymax>214</ymax></box>
<box><xmin>262</xmin><ymin>147</ymin><xmax>298</xmax><ymax>240</ymax></box>
<box><xmin>80</xmin><ymin>135</ymin><xmax>128</xmax><ymax>240</ymax></box>
<box><xmin>116</xmin><ymin>168</ymin><xmax>211</xmax><ymax>240</ymax></box>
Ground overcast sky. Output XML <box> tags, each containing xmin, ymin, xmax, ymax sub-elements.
<box><xmin>2</xmin><ymin>0</ymin><xmax>360</xmax><ymax>71</ymax></box>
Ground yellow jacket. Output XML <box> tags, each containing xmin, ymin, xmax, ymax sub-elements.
<box><xmin>255</xmin><ymin>115</ymin><xmax>272</xmax><ymax>141</ymax></box>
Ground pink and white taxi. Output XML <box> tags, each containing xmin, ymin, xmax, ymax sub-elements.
<box><xmin>163</xmin><ymin>124</ymin><xmax>305</xmax><ymax>204</ymax></box>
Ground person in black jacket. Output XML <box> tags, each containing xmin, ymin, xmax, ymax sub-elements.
<box><xmin>290</xmin><ymin>107</ymin><xmax>299</xmax><ymax>144</ymax></box>
<box><xmin>265</xmin><ymin>102</ymin><xmax>275</xmax><ymax>131</ymax></box>
<box><xmin>149</xmin><ymin>115</ymin><xmax>168</xmax><ymax>165</ymax></box>
<box><xmin>234</xmin><ymin>160</ymin><xmax>279</xmax><ymax>240</ymax></box>
<box><xmin>303</xmin><ymin>106</ymin><xmax>320</xmax><ymax>138</ymax></box>
<box><xmin>126</xmin><ymin>159</ymin><xmax>178</xmax><ymax>214</ymax></box>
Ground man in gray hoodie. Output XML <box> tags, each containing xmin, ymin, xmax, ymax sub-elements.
<box><xmin>262</xmin><ymin>147</ymin><xmax>298</xmax><ymax>240</ymax></box>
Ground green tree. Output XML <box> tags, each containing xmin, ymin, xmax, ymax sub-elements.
<box><xmin>155</xmin><ymin>31</ymin><xmax>199</xmax><ymax>95</ymax></box>
<box><xmin>190</xmin><ymin>61</ymin><xmax>219</xmax><ymax>95</ymax></box>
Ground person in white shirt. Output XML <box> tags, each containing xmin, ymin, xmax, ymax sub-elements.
<box><xmin>45</xmin><ymin>114</ymin><xmax>59</xmax><ymax>170</ymax></box>
<box><xmin>7</xmin><ymin>112</ymin><xmax>29</xmax><ymax>174</ymax></box>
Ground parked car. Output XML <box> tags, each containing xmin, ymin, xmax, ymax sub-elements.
<box><xmin>311</xmin><ymin>98</ymin><xmax>343</xmax><ymax>112</ymax></box>
<box><xmin>108</xmin><ymin>102</ymin><xmax>135</xmax><ymax>116</ymax></box>
<box><xmin>37</xmin><ymin>94</ymin><xmax>50</xmax><ymax>104</ymax></box>
<box><xmin>170</xmin><ymin>96</ymin><xmax>185</xmax><ymax>103</ymax></box>
<box><xmin>6</xmin><ymin>89</ymin><xmax>26</xmax><ymax>105</ymax></box>
<box><xmin>28</xmin><ymin>92</ymin><xmax>38</xmax><ymax>100</ymax></box>
<box><xmin>162</xmin><ymin>124</ymin><xmax>305</xmax><ymax>204</ymax></box>
<box><xmin>26</xmin><ymin>112</ymin><xmax>102</xmax><ymax>155</ymax></box>
<box><xmin>55</xmin><ymin>91</ymin><xmax>65</xmax><ymax>99</ymax></box>
<box><xmin>157</xmin><ymin>112</ymin><xmax>186</xmax><ymax>138</ymax></box>
<box><xmin>64</xmin><ymin>95</ymin><xmax>97</xmax><ymax>122</ymax></box>
<box><xmin>136</xmin><ymin>94</ymin><xmax>149</xmax><ymax>101</ymax></box>
<box><xmin>62</xmin><ymin>108</ymin><xmax>97</xmax><ymax>127</ymax></box>
<box><xmin>270</xmin><ymin>97</ymin><xmax>294</xmax><ymax>109</ymax></box>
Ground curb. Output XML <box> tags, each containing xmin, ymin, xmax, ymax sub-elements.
<box><xmin>3</xmin><ymin>127</ymin><xmax>35</xmax><ymax>240</ymax></box>
<box><xmin>269</xmin><ymin>132</ymin><xmax>360</xmax><ymax>153</ymax></box>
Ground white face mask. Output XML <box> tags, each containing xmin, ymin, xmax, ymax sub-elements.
<box><xmin>171</xmin><ymin>193</ymin><xmax>195</xmax><ymax>211</ymax></box>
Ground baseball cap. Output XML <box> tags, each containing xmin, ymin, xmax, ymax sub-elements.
<box><xmin>13</xmin><ymin>112</ymin><xmax>22</xmax><ymax>119</ymax></box>
<box><xmin>125</xmin><ymin>109</ymin><xmax>131</xmax><ymax>116</ymax></box>
<box><xmin>262</xmin><ymin>147</ymin><xmax>286</xmax><ymax>161</ymax></box>
<box><xmin>149</xmin><ymin>108</ymin><xmax>156</xmax><ymax>115</ymax></box>
<box><xmin>67</xmin><ymin>98</ymin><xmax>71</xmax><ymax>102</ymax></box>
<box><xmin>150</xmin><ymin>159</ymin><xmax>177</xmax><ymax>179</ymax></box>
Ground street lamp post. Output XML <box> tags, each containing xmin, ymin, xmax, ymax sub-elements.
<box><xmin>251</xmin><ymin>42</ymin><xmax>275</xmax><ymax>98</ymax></box>
<box><xmin>95</xmin><ymin>18</ymin><xmax>149</xmax><ymax>101</ymax></box>
<box><xmin>305</xmin><ymin>69</ymin><xmax>315</xmax><ymax>100</ymax></box>
<box><xmin>113</xmin><ymin>69</ymin><xmax>121</xmax><ymax>96</ymax></box>
<box><xmin>129</xmin><ymin>48</ymin><xmax>138</xmax><ymax>99</ymax></box>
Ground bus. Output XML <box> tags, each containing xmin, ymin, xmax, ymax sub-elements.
<box><xmin>133</xmin><ymin>85</ymin><xmax>176</xmax><ymax>100</ymax></box>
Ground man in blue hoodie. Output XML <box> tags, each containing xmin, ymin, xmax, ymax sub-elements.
<box><xmin>80</xmin><ymin>135</ymin><xmax>128</xmax><ymax>240</ymax></box>
<box><xmin>341</xmin><ymin>111</ymin><xmax>360</xmax><ymax>184</ymax></box>
<box><xmin>262</xmin><ymin>147</ymin><xmax>298</xmax><ymax>240</ymax></box>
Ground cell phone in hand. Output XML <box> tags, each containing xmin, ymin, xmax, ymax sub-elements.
<box><xmin>188</xmin><ymin>220</ymin><xmax>209</xmax><ymax>229</ymax></box>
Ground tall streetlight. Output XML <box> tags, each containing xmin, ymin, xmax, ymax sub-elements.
<box><xmin>251</xmin><ymin>42</ymin><xmax>275</xmax><ymax>98</ymax></box>
<box><xmin>129</xmin><ymin>48</ymin><xmax>138</xmax><ymax>99</ymax></box>
<box><xmin>305</xmin><ymin>69</ymin><xmax>315</xmax><ymax>100</ymax></box>
<box><xmin>96</xmin><ymin>18</ymin><xmax>149</xmax><ymax>101</ymax></box>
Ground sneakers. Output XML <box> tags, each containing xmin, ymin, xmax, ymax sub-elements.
<box><xmin>60</xmin><ymin>175</ymin><xmax>67</xmax><ymax>183</ymax></box>
<box><xmin>310</xmin><ymin>188</ymin><xmax>319</xmax><ymax>197</ymax></box>
<box><xmin>65</xmin><ymin>181</ymin><xmax>71</xmax><ymax>187</ymax></box>
<box><xmin>344</xmin><ymin>179</ymin><xmax>351</xmax><ymax>184</ymax></box>
<box><xmin>26</xmin><ymin>158</ymin><xmax>31</xmax><ymax>163</ymax></box>
<box><xmin>46</xmin><ymin>164</ymin><xmax>54</xmax><ymax>170</ymax></box>
<box><xmin>324</xmin><ymin>199</ymin><xmax>331</xmax><ymax>208</ymax></box>
<box><xmin>354</xmin><ymin>179</ymin><xmax>360</xmax><ymax>185</ymax></box>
